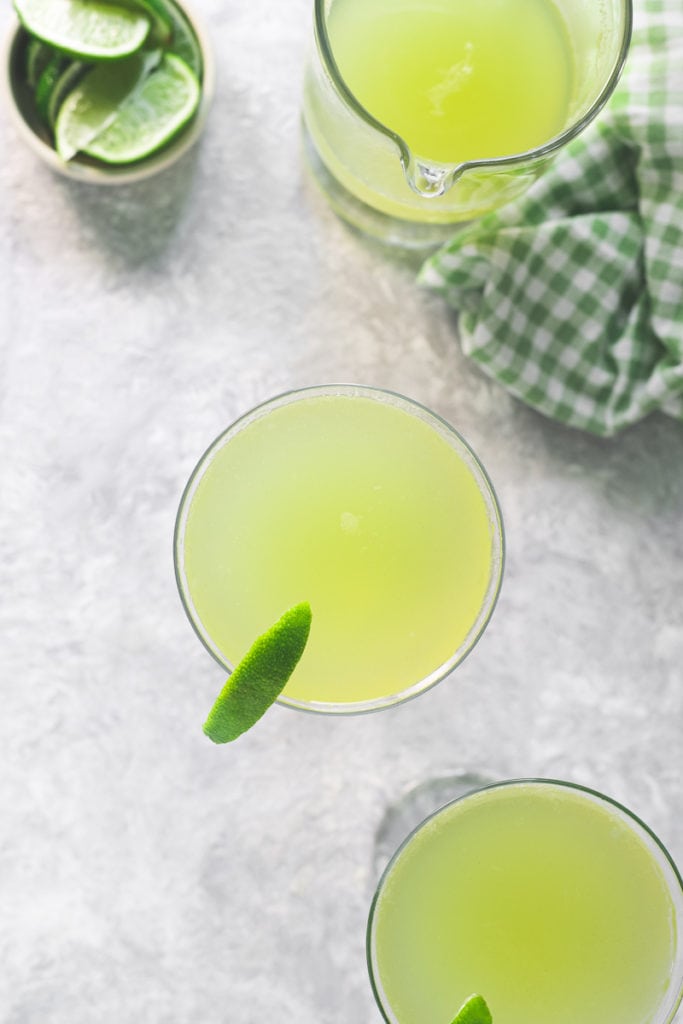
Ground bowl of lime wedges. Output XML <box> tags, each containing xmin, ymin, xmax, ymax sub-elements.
<box><xmin>3</xmin><ymin>0</ymin><xmax>214</xmax><ymax>183</ymax></box>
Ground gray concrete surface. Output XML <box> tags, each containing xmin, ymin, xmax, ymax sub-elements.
<box><xmin>1</xmin><ymin>1</ymin><xmax>681</xmax><ymax>1021</ymax></box>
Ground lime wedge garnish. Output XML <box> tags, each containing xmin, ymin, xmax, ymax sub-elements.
<box><xmin>450</xmin><ymin>995</ymin><xmax>493</xmax><ymax>1024</ymax></box>
<box><xmin>82</xmin><ymin>53</ymin><xmax>200</xmax><ymax>164</ymax></box>
<box><xmin>13</xmin><ymin>0</ymin><xmax>151</xmax><ymax>61</ymax></box>
<box><xmin>203</xmin><ymin>603</ymin><xmax>313</xmax><ymax>744</ymax></box>
<box><xmin>54</xmin><ymin>49</ymin><xmax>160</xmax><ymax>160</ymax></box>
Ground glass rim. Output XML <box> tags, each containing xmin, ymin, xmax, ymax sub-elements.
<box><xmin>367</xmin><ymin>776</ymin><xmax>683</xmax><ymax>1024</ymax></box>
<box><xmin>173</xmin><ymin>383</ymin><xmax>505</xmax><ymax>716</ymax></box>
<box><xmin>313</xmin><ymin>0</ymin><xmax>633</xmax><ymax>176</ymax></box>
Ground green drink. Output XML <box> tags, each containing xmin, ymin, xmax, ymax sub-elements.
<box><xmin>174</xmin><ymin>385</ymin><xmax>503</xmax><ymax>713</ymax></box>
<box><xmin>368</xmin><ymin>780</ymin><xmax>683</xmax><ymax>1024</ymax></box>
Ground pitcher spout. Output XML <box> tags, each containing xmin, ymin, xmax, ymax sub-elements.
<box><xmin>403</xmin><ymin>157</ymin><xmax>466</xmax><ymax>198</ymax></box>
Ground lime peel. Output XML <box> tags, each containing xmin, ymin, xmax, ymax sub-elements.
<box><xmin>203</xmin><ymin>603</ymin><xmax>312</xmax><ymax>744</ymax></box>
<box><xmin>450</xmin><ymin>994</ymin><xmax>493</xmax><ymax>1024</ymax></box>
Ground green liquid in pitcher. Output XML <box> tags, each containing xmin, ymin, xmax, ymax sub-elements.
<box><xmin>328</xmin><ymin>0</ymin><xmax>573</xmax><ymax>163</ymax></box>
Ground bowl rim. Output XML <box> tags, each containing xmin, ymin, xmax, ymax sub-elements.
<box><xmin>1</xmin><ymin>0</ymin><xmax>215</xmax><ymax>185</ymax></box>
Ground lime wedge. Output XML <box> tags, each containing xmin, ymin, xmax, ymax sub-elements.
<box><xmin>117</xmin><ymin>0</ymin><xmax>173</xmax><ymax>49</ymax></box>
<box><xmin>83</xmin><ymin>53</ymin><xmax>200</xmax><ymax>164</ymax></box>
<box><xmin>203</xmin><ymin>603</ymin><xmax>313</xmax><ymax>744</ymax></box>
<box><xmin>54</xmin><ymin>49</ymin><xmax>160</xmax><ymax>160</ymax></box>
<box><xmin>13</xmin><ymin>0</ymin><xmax>151</xmax><ymax>61</ymax></box>
<box><xmin>132</xmin><ymin>0</ymin><xmax>202</xmax><ymax>76</ymax></box>
<box><xmin>46</xmin><ymin>60</ymin><xmax>88</xmax><ymax>129</ymax></box>
<box><xmin>25</xmin><ymin>37</ymin><xmax>54</xmax><ymax>88</ymax></box>
<box><xmin>450</xmin><ymin>995</ymin><xmax>493</xmax><ymax>1024</ymax></box>
<box><xmin>34</xmin><ymin>52</ymin><xmax>69</xmax><ymax>122</ymax></box>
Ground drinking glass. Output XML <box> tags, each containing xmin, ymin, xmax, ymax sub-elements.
<box><xmin>302</xmin><ymin>0</ymin><xmax>632</xmax><ymax>247</ymax></box>
<box><xmin>174</xmin><ymin>384</ymin><xmax>504</xmax><ymax>714</ymax></box>
<box><xmin>367</xmin><ymin>778</ymin><xmax>683</xmax><ymax>1024</ymax></box>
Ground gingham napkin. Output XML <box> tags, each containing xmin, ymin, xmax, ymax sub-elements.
<box><xmin>420</xmin><ymin>0</ymin><xmax>683</xmax><ymax>437</ymax></box>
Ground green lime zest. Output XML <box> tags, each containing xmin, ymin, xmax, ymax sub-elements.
<box><xmin>203</xmin><ymin>602</ymin><xmax>312</xmax><ymax>744</ymax></box>
<box><xmin>450</xmin><ymin>994</ymin><xmax>493</xmax><ymax>1024</ymax></box>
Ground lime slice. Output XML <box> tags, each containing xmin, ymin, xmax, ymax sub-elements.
<box><xmin>46</xmin><ymin>60</ymin><xmax>88</xmax><ymax>129</ymax></box>
<box><xmin>450</xmin><ymin>995</ymin><xmax>493</xmax><ymax>1024</ymax></box>
<box><xmin>54</xmin><ymin>48</ymin><xmax>160</xmax><ymax>160</ymax></box>
<box><xmin>116</xmin><ymin>0</ymin><xmax>173</xmax><ymax>49</ymax></box>
<box><xmin>34</xmin><ymin>52</ymin><xmax>69</xmax><ymax>122</ymax></box>
<box><xmin>13</xmin><ymin>0</ymin><xmax>151</xmax><ymax>61</ymax></box>
<box><xmin>133</xmin><ymin>0</ymin><xmax>202</xmax><ymax>77</ymax></box>
<box><xmin>203</xmin><ymin>603</ymin><xmax>313</xmax><ymax>744</ymax></box>
<box><xmin>83</xmin><ymin>53</ymin><xmax>200</xmax><ymax>164</ymax></box>
<box><xmin>25</xmin><ymin>37</ymin><xmax>54</xmax><ymax>88</ymax></box>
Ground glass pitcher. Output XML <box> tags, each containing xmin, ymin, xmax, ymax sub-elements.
<box><xmin>302</xmin><ymin>0</ymin><xmax>632</xmax><ymax>247</ymax></box>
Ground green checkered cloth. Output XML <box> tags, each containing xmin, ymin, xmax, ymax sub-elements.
<box><xmin>420</xmin><ymin>0</ymin><xmax>683</xmax><ymax>436</ymax></box>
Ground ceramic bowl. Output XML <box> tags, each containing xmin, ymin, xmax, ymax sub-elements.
<box><xmin>1</xmin><ymin>0</ymin><xmax>214</xmax><ymax>184</ymax></box>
